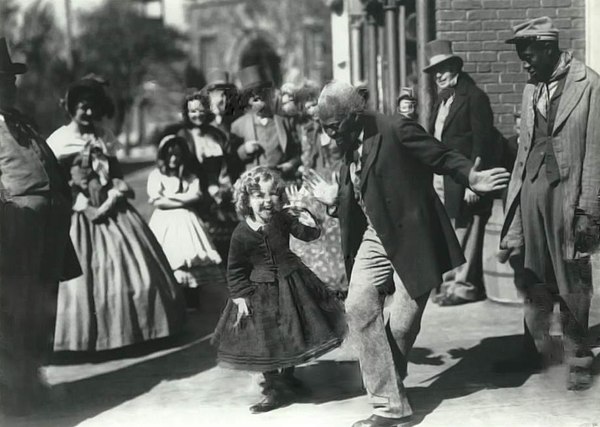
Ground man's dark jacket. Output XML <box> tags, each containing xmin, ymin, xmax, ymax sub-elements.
<box><xmin>335</xmin><ymin>112</ymin><xmax>474</xmax><ymax>299</ymax></box>
<box><xmin>428</xmin><ymin>73</ymin><xmax>498</xmax><ymax>225</ymax></box>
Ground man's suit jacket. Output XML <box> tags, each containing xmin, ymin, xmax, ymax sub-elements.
<box><xmin>336</xmin><ymin>112</ymin><xmax>473</xmax><ymax>299</ymax></box>
<box><xmin>230</xmin><ymin>112</ymin><xmax>301</xmax><ymax>172</ymax></box>
<box><xmin>429</xmin><ymin>73</ymin><xmax>497</xmax><ymax>224</ymax></box>
<box><xmin>501</xmin><ymin>58</ymin><xmax>600</xmax><ymax>259</ymax></box>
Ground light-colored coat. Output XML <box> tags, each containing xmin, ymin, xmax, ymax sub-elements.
<box><xmin>501</xmin><ymin>58</ymin><xmax>600</xmax><ymax>259</ymax></box>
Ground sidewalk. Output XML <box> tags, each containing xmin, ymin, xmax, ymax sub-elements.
<box><xmin>3</xmin><ymin>292</ymin><xmax>599</xmax><ymax>427</ymax></box>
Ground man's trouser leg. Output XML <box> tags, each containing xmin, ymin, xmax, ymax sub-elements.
<box><xmin>384</xmin><ymin>273</ymin><xmax>429</xmax><ymax>380</ymax></box>
<box><xmin>438</xmin><ymin>214</ymin><xmax>488</xmax><ymax>303</ymax></box>
<box><xmin>345</xmin><ymin>226</ymin><xmax>414</xmax><ymax>418</ymax></box>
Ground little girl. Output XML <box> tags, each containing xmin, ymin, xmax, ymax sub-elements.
<box><xmin>212</xmin><ymin>166</ymin><xmax>346</xmax><ymax>414</ymax></box>
<box><xmin>148</xmin><ymin>135</ymin><xmax>223</xmax><ymax>307</ymax></box>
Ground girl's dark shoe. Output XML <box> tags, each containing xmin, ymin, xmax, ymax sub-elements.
<box><xmin>249</xmin><ymin>392</ymin><xmax>286</xmax><ymax>414</ymax></box>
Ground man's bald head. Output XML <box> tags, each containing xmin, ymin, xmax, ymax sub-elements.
<box><xmin>317</xmin><ymin>81</ymin><xmax>365</xmax><ymax>124</ymax></box>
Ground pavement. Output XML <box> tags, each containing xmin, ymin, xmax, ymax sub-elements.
<box><xmin>2</xmin><ymin>164</ymin><xmax>599</xmax><ymax>427</ymax></box>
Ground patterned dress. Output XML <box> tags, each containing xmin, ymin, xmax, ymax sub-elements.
<box><xmin>290</xmin><ymin>121</ymin><xmax>347</xmax><ymax>294</ymax></box>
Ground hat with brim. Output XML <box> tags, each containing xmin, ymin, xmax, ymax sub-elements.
<box><xmin>238</xmin><ymin>65</ymin><xmax>273</xmax><ymax>92</ymax></box>
<box><xmin>423</xmin><ymin>40</ymin><xmax>463</xmax><ymax>73</ymax></box>
<box><xmin>506</xmin><ymin>16</ymin><xmax>559</xmax><ymax>44</ymax></box>
<box><xmin>203</xmin><ymin>69</ymin><xmax>236</xmax><ymax>92</ymax></box>
<box><xmin>0</xmin><ymin>37</ymin><xmax>27</xmax><ymax>75</ymax></box>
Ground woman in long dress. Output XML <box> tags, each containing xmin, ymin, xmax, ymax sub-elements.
<box><xmin>47</xmin><ymin>76</ymin><xmax>185</xmax><ymax>352</ymax></box>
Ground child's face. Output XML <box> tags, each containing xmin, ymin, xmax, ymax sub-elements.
<box><xmin>248</xmin><ymin>178</ymin><xmax>280</xmax><ymax>223</ymax></box>
<box><xmin>166</xmin><ymin>145</ymin><xmax>183</xmax><ymax>170</ymax></box>
<box><xmin>304</xmin><ymin>100</ymin><xmax>318</xmax><ymax>119</ymax></box>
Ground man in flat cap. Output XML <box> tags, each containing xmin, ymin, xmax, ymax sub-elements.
<box><xmin>0</xmin><ymin>37</ymin><xmax>80</xmax><ymax>415</ymax></box>
<box><xmin>499</xmin><ymin>16</ymin><xmax>600</xmax><ymax>390</ymax></box>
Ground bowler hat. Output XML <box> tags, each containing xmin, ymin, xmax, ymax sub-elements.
<box><xmin>506</xmin><ymin>16</ymin><xmax>559</xmax><ymax>44</ymax></box>
<box><xmin>0</xmin><ymin>37</ymin><xmax>27</xmax><ymax>75</ymax></box>
<box><xmin>204</xmin><ymin>69</ymin><xmax>236</xmax><ymax>91</ymax></box>
<box><xmin>237</xmin><ymin>65</ymin><xmax>273</xmax><ymax>92</ymax></box>
<box><xmin>397</xmin><ymin>87</ymin><xmax>416</xmax><ymax>104</ymax></box>
<box><xmin>423</xmin><ymin>40</ymin><xmax>463</xmax><ymax>73</ymax></box>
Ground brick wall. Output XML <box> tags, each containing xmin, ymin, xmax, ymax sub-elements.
<box><xmin>435</xmin><ymin>0</ymin><xmax>585</xmax><ymax>135</ymax></box>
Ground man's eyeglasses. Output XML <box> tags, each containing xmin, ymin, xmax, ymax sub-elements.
<box><xmin>321</xmin><ymin>121</ymin><xmax>342</xmax><ymax>133</ymax></box>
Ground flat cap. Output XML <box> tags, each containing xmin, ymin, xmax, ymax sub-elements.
<box><xmin>506</xmin><ymin>16</ymin><xmax>559</xmax><ymax>44</ymax></box>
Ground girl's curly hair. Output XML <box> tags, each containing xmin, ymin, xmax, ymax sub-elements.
<box><xmin>233</xmin><ymin>166</ymin><xmax>287</xmax><ymax>217</ymax></box>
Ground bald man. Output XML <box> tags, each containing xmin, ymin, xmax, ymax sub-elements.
<box><xmin>306</xmin><ymin>81</ymin><xmax>509</xmax><ymax>427</ymax></box>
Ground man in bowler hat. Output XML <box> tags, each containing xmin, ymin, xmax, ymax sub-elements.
<box><xmin>231</xmin><ymin>65</ymin><xmax>301</xmax><ymax>179</ymax></box>
<box><xmin>306</xmin><ymin>81</ymin><xmax>509</xmax><ymax>427</ymax></box>
<box><xmin>0</xmin><ymin>37</ymin><xmax>80</xmax><ymax>415</ymax></box>
<box><xmin>425</xmin><ymin>39</ymin><xmax>500</xmax><ymax>306</ymax></box>
<box><xmin>499</xmin><ymin>16</ymin><xmax>600</xmax><ymax>390</ymax></box>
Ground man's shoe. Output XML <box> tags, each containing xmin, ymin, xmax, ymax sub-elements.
<box><xmin>249</xmin><ymin>393</ymin><xmax>286</xmax><ymax>414</ymax></box>
<box><xmin>351</xmin><ymin>414</ymin><xmax>414</xmax><ymax>427</ymax></box>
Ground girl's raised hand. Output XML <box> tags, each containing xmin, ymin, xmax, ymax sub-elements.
<box><xmin>284</xmin><ymin>185</ymin><xmax>306</xmax><ymax>213</ymax></box>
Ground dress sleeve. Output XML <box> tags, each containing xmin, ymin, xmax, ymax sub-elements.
<box><xmin>146</xmin><ymin>169</ymin><xmax>164</xmax><ymax>202</ymax></box>
<box><xmin>286</xmin><ymin>210</ymin><xmax>321</xmax><ymax>242</ymax></box>
<box><xmin>227</xmin><ymin>228</ymin><xmax>255</xmax><ymax>298</ymax></box>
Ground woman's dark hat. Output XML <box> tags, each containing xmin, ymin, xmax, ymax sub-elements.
<box><xmin>423</xmin><ymin>40</ymin><xmax>463</xmax><ymax>73</ymax></box>
<box><xmin>204</xmin><ymin>69</ymin><xmax>236</xmax><ymax>91</ymax></box>
<box><xmin>63</xmin><ymin>74</ymin><xmax>115</xmax><ymax>118</ymax></box>
<box><xmin>0</xmin><ymin>37</ymin><xmax>27</xmax><ymax>75</ymax></box>
<box><xmin>237</xmin><ymin>65</ymin><xmax>273</xmax><ymax>92</ymax></box>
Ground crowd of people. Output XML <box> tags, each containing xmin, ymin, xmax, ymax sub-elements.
<box><xmin>0</xmin><ymin>15</ymin><xmax>598</xmax><ymax>427</ymax></box>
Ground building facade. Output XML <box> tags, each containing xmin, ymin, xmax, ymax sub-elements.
<box><xmin>331</xmin><ymin>0</ymin><xmax>594</xmax><ymax>136</ymax></box>
<box><xmin>184</xmin><ymin>0</ymin><xmax>333</xmax><ymax>87</ymax></box>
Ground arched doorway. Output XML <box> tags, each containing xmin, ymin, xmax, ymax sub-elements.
<box><xmin>238</xmin><ymin>37</ymin><xmax>282</xmax><ymax>87</ymax></box>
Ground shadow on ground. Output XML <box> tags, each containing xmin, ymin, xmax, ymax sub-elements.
<box><xmin>4</xmin><ymin>282</ymin><xmax>229</xmax><ymax>427</ymax></box>
<box><xmin>408</xmin><ymin>334</ymin><xmax>535</xmax><ymax>423</ymax></box>
<box><xmin>293</xmin><ymin>360</ymin><xmax>365</xmax><ymax>405</ymax></box>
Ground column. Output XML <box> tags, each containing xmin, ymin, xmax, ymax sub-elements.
<box><xmin>384</xmin><ymin>0</ymin><xmax>399</xmax><ymax>114</ymax></box>
<box><xmin>416</xmin><ymin>0</ymin><xmax>433</xmax><ymax>128</ymax></box>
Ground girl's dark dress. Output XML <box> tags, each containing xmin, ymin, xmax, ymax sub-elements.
<box><xmin>213</xmin><ymin>211</ymin><xmax>346</xmax><ymax>372</ymax></box>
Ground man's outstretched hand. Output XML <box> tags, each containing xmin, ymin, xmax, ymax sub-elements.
<box><xmin>468</xmin><ymin>157</ymin><xmax>511</xmax><ymax>194</ymax></box>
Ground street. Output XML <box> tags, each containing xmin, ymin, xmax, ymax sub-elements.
<box><xmin>3</xmin><ymin>164</ymin><xmax>599</xmax><ymax>427</ymax></box>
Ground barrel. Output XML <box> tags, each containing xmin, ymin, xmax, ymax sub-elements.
<box><xmin>483</xmin><ymin>199</ymin><xmax>523</xmax><ymax>304</ymax></box>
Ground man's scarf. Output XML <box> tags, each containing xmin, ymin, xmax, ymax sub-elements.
<box><xmin>533</xmin><ymin>51</ymin><xmax>572</xmax><ymax>119</ymax></box>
